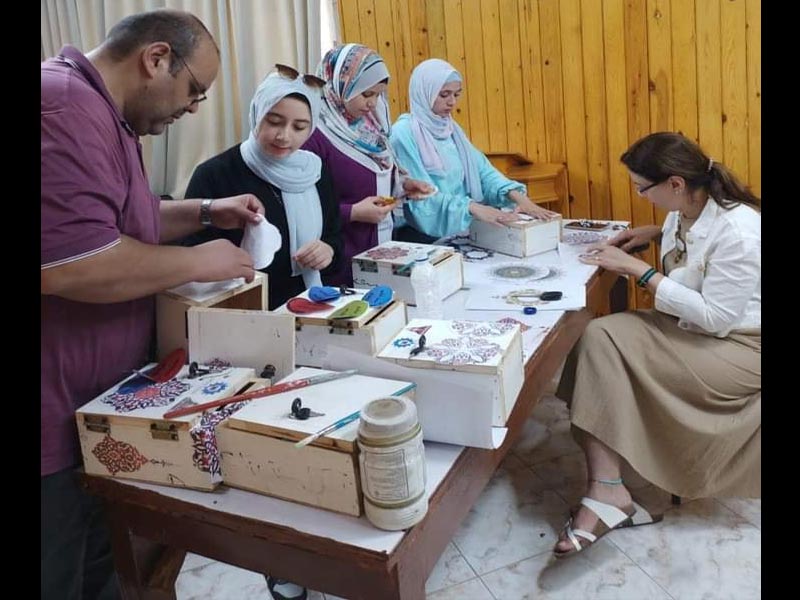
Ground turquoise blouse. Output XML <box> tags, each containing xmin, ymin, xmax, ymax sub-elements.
<box><xmin>389</xmin><ymin>113</ymin><xmax>526</xmax><ymax>238</ymax></box>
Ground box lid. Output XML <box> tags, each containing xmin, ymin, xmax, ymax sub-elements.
<box><xmin>225</xmin><ymin>367</ymin><xmax>415</xmax><ymax>452</ymax></box>
<box><xmin>274</xmin><ymin>288</ymin><xmax>400</xmax><ymax>330</ymax></box>
<box><xmin>76</xmin><ymin>364</ymin><xmax>256</xmax><ymax>428</ymax></box>
<box><xmin>352</xmin><ymin>241</ymin><xmax>454</xmax><ymax>268</ymax></box>
<box><xmin>377</xmin><ymin>319</ymin><xmax>521</xmax><ymax>375</ymax></box>
<box><xmin>159</xmin><ymin>272</ymin><xmax>266</xmax><ymax>307</ymax></box>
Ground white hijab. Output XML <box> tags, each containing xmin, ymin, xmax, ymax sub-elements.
<box><xmin>240</xmin><ymin>71</ymin><xmax>324</xmax><ymax>288</ymax></box>
<box><xmin>408</xmin><ymin>59</ymin><xmax>483</xmax><ymax>201</ymax></box>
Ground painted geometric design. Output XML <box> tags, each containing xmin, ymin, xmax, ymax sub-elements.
<box><xmin>393</xmin><ymin>337</ymin><xmax>415</xmax><ymax>348</ymax></box>
<box><xmin>562</xmin><ymin>231</ymin><xmax>605</xmax><ymax>245</ymax></box>
<box><xmin>201</xmin><ymin>381</ymin><xmax>229</xmax><ymax>395</ymax></box>
<box><xmin>102</xmin><ymin>379</ymin><xmax>190</xmax><ymax>413</ymax></box>
<box><xmin>190</xmin><ymin>400</ymin><xmax>249</xmax><ymax>476</ymax></box>
<box><xmin>206</xmin><ymin>358</ymin><xmax>232</xmax><ymax>372</ymax></box>
<box><xmin>365</xmin><ymin>246</ymin><xmax>410</xmax><ymax>260</ymax></box>
<box><xmin>496</xmin><ymin>317</ymin><xmax>532</xmax><ymax>333</ymax></box>
<box><xmin>444</xmin><ymin>235</ymin><xmax>494</xmax><ymax>261</ymax></box>
<box><xmin>489</xmin><ymin>263</ymin><xmax>550</xmax><ymax>281</ymax></box>
<box><xmin>92</xmin><ymin>435</ymin><xmax>149</xmax><ymax>475</ymax></box>
<box><xmin>451</xmin><ymin>320</ymin><xmax>517</xmax><ymax>337</ymax></box>
<box><xmin>407</xmin><ymin>325</ymin><xmax>431</xmax><ymax>336</ymax></box>
<box><xmin>424</xmin><ymin>336</ymin><xmax>502</xmax><ymax>365</ymax></box>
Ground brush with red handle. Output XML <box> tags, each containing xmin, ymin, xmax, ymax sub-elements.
<box><xmin>162</xmin><ymin>369</ymin><xmax>358</xmax><ymax>420</ymax></box>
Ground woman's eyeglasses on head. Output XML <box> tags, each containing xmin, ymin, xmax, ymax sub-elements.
<box><xmin>275</xmin><ymin>64</ymin><xmax>326</xmax><ymax>88</ymax></box>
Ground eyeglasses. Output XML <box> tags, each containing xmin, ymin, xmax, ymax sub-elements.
<box><xmin>275</xmin><ymin>63</ymin><xmax>326</xmax><ymax>88</ymax></box>
<box><xmin>635</xmin><ymin>180</ymin><xmax>664</xmax><ymax>196</ymax></box>
<box><xmin>171</xmin><ymin>49</ymin><xmax>208</xmax><ymax>105</ymax></box>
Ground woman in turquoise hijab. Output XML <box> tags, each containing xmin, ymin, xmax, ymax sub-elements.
<box><xmin>390</xmin><ymin>58</ymin><xmax>560</xmax><ymax>242</ymax></box>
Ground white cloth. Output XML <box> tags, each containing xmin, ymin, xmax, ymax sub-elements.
<box><xmin>241</xmin><ymin>215</ymin><xmax>282</xmax><ymax>269</ymax></box>
<box><xmin>240</xmin><ymin>71</ymin><xmax>324</xmax><ymax>288</ymax></box>
<box><xmin>655</xmin><ymin>199</ymin><xmax>761</xmax><ymax>337</ymax></box>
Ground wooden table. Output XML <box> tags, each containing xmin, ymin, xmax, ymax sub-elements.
<box><xmin>83</xmin><ymin>269</ymin><xmax>625</xmax><ymax>600</ymax></box>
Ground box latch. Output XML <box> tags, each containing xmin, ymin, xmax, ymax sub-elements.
<box><xmin>150</xmin><ymin>422</ymin><xmax>180</xmax><ymax>441</ymax></box>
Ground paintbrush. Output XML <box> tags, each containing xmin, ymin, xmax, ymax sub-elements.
<box><xmin>293</xmin><ymin>383</ymin><xmax>417</xmax><ymax>449</ymax></box>
<box><xmin>162</xmin><ymin>369</ymin><xmax>359</xmax><ymax>419</ymax></box>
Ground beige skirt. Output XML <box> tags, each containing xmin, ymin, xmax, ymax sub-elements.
<box><xmin>556</xmin><ymin>309</ymin><xmax>761</xmax><ymax>499</ymax></box>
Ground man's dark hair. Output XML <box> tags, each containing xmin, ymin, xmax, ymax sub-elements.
<box><xmin>103</xmin><ymin>9</ymin><xmax>216</xmax><ymax>75</ymax></box>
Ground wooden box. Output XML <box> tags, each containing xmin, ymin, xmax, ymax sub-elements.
<box><xmin>377</xmin><ymin>319</ymin><xmax>525</xmax><ymax>427</ymax></box>
<box><xmin>469</xmin><ymin>215</ymin><xmax>562</xmax><ymax>257</ymax></box>
<box><xmin>156</xmin><ymin>273</ymin><xmax>267</xmax><ymax>360</ymax></box>
<box><xmin>274</xmin><ymin>289</ymin><xmax>407</xmax><ymax>368</ymax></box>
<box><xmin>217</xmin><ymin>367</ymin><xmax>416</xmax><ymax>516</ymax></box>
<box><xmin>352</xmin><ymin>242</ymin><xmax>464</xmax><ymax>306</ymax></box>
<box><xmin>76</xmin><ymin>364</ymin><xmax>258</xmax><ymax>490</ymax></box>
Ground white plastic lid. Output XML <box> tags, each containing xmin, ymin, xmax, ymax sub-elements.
<box><xmin>359</xmin><ymin>396</ymin><xmax>418</xmax><ymax>440</ymax></box>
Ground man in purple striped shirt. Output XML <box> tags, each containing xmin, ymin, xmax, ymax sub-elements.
<box><xmin>41</xmin><ymin>10</ymin><xmax>263</xmax><ymax>599</ymax></box>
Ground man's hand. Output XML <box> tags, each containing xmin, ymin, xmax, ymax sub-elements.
<box><xmin>193</xmin><ymin>239</ymin><xmax>256</xmax><ymax>282</ymax></box>
<box><xmin>294</xmin><ymin>240</ymin><xmax>334</xmax><ymax>271</ymax></box>
<box><xmin>209</xmin><ymin>194</ymin><xmax>264</xmax><ymax>229</ymax></box>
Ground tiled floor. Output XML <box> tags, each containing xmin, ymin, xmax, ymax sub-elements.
<box><xmin>175</xmin><ymin>394</ymin><xmax>761</xmax><ymax>600</ymax></box>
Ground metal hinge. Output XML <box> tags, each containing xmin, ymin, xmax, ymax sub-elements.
<box><xmin>84</xmin><ymin>415</ymin><xmax>110</xmax><ymax>435</ymax></box>
<box><xmin>150</xmin><ymin>422</ymin><xmax>180</xmax><ymax>441</ymax></box>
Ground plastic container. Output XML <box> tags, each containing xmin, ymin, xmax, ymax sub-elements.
<box><xmin>357</xmin><ymin>396</ymin><xmax>428</xmax><ymax>530</ymax></box>
<box><xmin>409</xmin><ymin>252</ymin><xmax>443</xmax><ymax>319</ymax></box>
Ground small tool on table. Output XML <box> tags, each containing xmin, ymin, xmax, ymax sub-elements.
<box><xmin>289</xmin><ymin>397</ymin><xmax>325</xmax><ymax>420</ymax></box>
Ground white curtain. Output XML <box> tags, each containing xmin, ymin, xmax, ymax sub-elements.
<box><xmin>41</xmin><ymin>0</ymin><xmax>339</xmax><ymax>198</ymax></box>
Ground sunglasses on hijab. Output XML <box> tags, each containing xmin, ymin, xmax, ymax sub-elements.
<box><xmin>275</xmin><ymin>64</ymin><xmax>326</xmax><ymax>88</ymax></box>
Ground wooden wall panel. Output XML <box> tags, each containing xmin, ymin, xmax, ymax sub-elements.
<box><xmin>338</xmin><ymin>0</ymin><xmax>761</xmax><ymax>308</ymax></box>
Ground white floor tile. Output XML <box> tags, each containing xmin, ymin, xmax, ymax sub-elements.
<box><xmin>481</xmin><ymin>540</ymin><xmax>671</xmax><ymax>600</ymax></box>
<box><xmin>452</xmin><ymin>460</ymin><xmax>569</xmax><ymax>575</ymax></box>
<box><xmin>716</xmin><ymin>497</ymin><xmax>761</xmax><ymax>529</ymax></box>
<box><xmin>425</xmin><ymin>542</ymin><xmax>477</xmax><ymax>594</ymax></box>
<box><xmin>608</xmin><ymin>499</ymin><xmax>761</xmax><ymax>600</ymax></box>
<box><xmin>427</xmin><ymin>577</ymin><xmax>495</xmax><ymax>600</ymax></box>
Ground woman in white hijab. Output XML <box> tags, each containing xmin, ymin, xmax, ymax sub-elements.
<box><xmin>185</xmin><ymin>65</ymin><xmax>342</xmax><ymax>310</ymax></box>
<box><xmin>390</xmin><ymin>58</ymin><xmax>560</xmax><ymax>242</ymax></box>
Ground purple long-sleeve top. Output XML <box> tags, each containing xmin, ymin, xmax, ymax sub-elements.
<box><xmin>302</xmin><ymin>128</ymin><xmax>392</xmax><ymax>286</ymax></box>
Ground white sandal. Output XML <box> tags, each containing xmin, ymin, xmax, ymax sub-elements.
<box><xmin>554</xmin><ymin>496</ymin><xmax>635</xmax><ymax>559</ymax></box>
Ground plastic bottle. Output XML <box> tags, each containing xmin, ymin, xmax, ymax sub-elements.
<box><xmin>409</xmin><ymin>252</ymin><xmax>443</xmax><ymax>319</ymax></box>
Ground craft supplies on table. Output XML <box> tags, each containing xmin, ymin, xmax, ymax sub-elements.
<box><xmin>468</xmin><ymin>215</ymin><xmax>562</xmax><ymax>257</ymax></box>
<box><xmin>274</xmin><ymin>288</ymin><xmax>408</xmax><ymax>368</ymax></box>
<box><xmin>76</xmin><ymin>363</ymin><xmax>258</xmax><ymax>490</ymax></box>
<box><xmin>156</xmin><ymin>272</ymin><xmax>267</xmax><ymax>360</ymax></box>
<box><xmin>352</xmin><ymin>241</ymin><xmax>464</xmax><ymax>306</ymax></box>
<box><xmin>217</xmin><ymin>367</ymin><xmax>416</xmax><ymax>516</ymax></box>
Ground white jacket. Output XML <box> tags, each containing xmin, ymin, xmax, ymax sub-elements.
<box><xmin>655</xmin><ymin>198</ymin><xmax>761</xmax><ymax>337</ymax></box>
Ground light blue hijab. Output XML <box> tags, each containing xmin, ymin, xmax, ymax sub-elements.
<box><xmin>240</xmin><ymin>71</ymin><xmax>323</xmax><ymax>288</ymax></box>
<box><xmin>408</xmin><ymin>59</ymin><xmax>483</xmax><ymax>201</ymax></box>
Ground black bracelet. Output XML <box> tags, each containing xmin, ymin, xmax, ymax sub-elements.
<box><xmin>636</xmin><ymin>267</ymin><xmax>658</xmax><ymax>288</ymax></box>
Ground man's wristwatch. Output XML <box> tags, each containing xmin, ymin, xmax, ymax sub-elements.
<box><xmin>199</xmin><ymin>199</ymin><xmax>214</xmax><ymax>226</ymax></box>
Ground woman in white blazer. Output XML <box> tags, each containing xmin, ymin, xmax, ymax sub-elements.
<box><xmin>552</xmin><ymin>132</ymin><xmax>761</xmax><ymax>559</ymax></box>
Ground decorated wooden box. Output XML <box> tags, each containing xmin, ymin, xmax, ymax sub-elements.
<box><xmin>217</xmin><ymin>367</ymin><xmax>416</xmax><ymax>516</ymax></box>
<box><xmin>351</xmin><ymin>242</ymin><xmax>464</xmax><ymax>306</ymax></box>
<box><xmin>273</xmin><ymin>288</ymin><xmax>407</xmax><ymax>368</ymax></box>
<box><xmin>377</xmin><ymin>319</ymin><xmax>525</xmax><ymax>428</ymax></box>
<box><xmin>76</xmin><ymin>363</ymin><xmax>258</xmax><ymax>490</ymax></box>
<box><xmin>469</xmin><ymin>215</ymin><xmax>562</xmax><ymax>258</ymax></box>
<box><xmin>156</xmin><ymin>272</ymin><xmax>267</xmax><ymax>360</ymax></box>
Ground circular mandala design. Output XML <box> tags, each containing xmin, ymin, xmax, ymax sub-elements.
<box><xmin>490</xmin><ymin>264</ymin><xmax>550</xmax><ymax>281</ymax></box>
